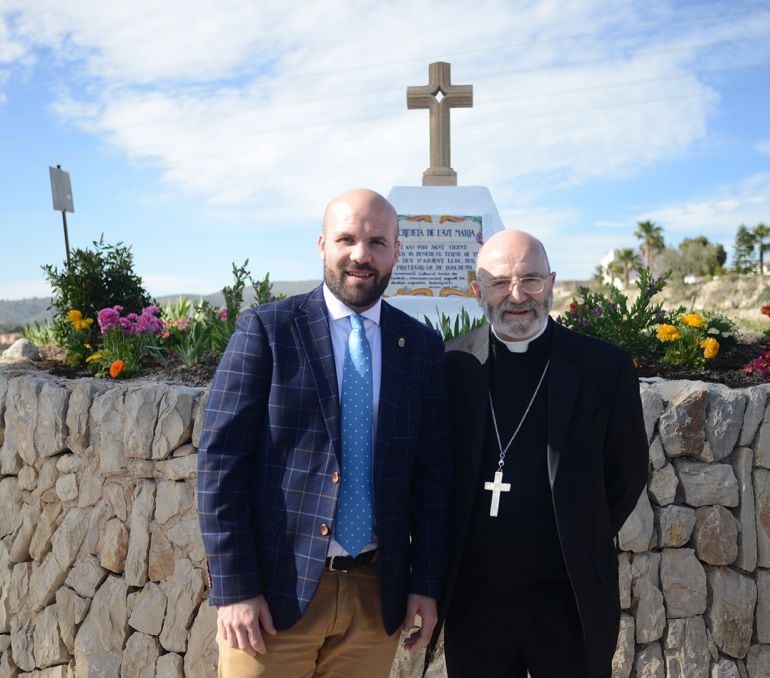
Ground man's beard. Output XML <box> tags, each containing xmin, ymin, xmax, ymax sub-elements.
<box><xmin>483</xmin><ymin>293</ymin><xmax>552</xmax><ymax>341</ymax></box>
<box><xmin>324</xmin><ymin>263</ymin><xmax>392</xmax><ymax>311</ymax></box>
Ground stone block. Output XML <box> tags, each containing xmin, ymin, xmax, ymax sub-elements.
<box><xmin>757</xmin><ymin>401</ymin><xmax>770</xmax><ymax>469</ymax></box>
<box><xmin>755</xmin><ymin>469</ymin><xmax>770</xmax><ymax>567</ymax></box>
<box><xmin>694</xmin><ymin>505</ymin><xmax>740</xmax><ymax>566</ymax></box>
<box><xmin>757</xmin><ymin>570</ymin><xmax>770</xmax><ymax>643</ymax></box>
<box><xmin>648</xmin><ymin>436</ymin><xmax>666</xmax><ymax>471</ymax></box>
<box><xmin>29</xmin><ymin>503</ymin><xmax>62</xmax><ymax>563</ymax></box>
<box><xmin>619</xmin><ymin>489</ymin><xmax>654</xmax><ymax>553</ymax></box>
<box><xmin>65</xmin><ymin>555</ymin><xmax>106</xmax><ymax>599</ymax></box>
<box><xmin>676</xmin><ymin>460</ymin><xmax>739</xmax><ymax>507</ymax></box>
<box><xmin>74</xmin><ymin>575</ymin><xmax>128</xmax><ymax>677</ymax></box>
<box><xmin>125</xmin><ymin>481</ymin><xmax>156</xmax><ymax>587</ymax></box>
<box><xmin>120</xmin><ymin>632</ymin><xmax>159</xmax><ymax>678</ymax></box>
<box><xmin>152</xmin><ymin>386</ymin><xmax>198</xmax><ymax>460</ymax></box>
<box><xmin>5</xmin><ymin>377</ymin><xmax>43</xmax><ymax>465</ymax></box>
<box><xmin>705</xmin><ymin>385</ymin><xmax>747</xmax><ymax>461</ymax></box>
<box><xmin>660</xmin><ymin>548</ymin><xmax>707</xmax><ymax>618</ymax></box>
<box><xmin>634</xmin><ymin>641</ymin><xmax>664</xmax><ymax>678</ymax></box>
<box><xmin>631</xmin><ymin>552</ymin><xmax>665</xmax><ymax>643</ymax></box>
<box><xmin>619</xmin><ymin>552</ymin><xmax>631</xmax><ymax>610</ymax></box>
<box><xmin>33</xmin><ymin>604</ymin><xmax>68</xmax><ymax>668</ymax></box>
<box><xmin>148</xmin><ymin>524</ymin><xmax>175</xmax><ymax>582</ymax></box>
<box><xmin>100</xmin><ymin>518</ymin><xmax>129</xmax><ymax>574</ymax></box>
<box><xmin>55</xmin><ymin>474</ymin><xmax>78</xmax><ymax>503</ymax></box>
<box><xmin>746</xmin><ymin>644</ymin><xmax>770</xmax><ymax>678</ymax></box>
<box><xmin>733</xmin><ymin>447</ymin><xmax>757</xmax><ymax>572</ymax></box>
<box><xmin>707</xmin><ymin>567</ymin><xmax>757</xmax><ymax>659</ymax></box>
<box><xmin>0</xmin><ymin>371</ymin><xmax>8</xmax><ymax>445</ymax></box>
<box><xmin>641</xmin><ymin>386</ymin><xmax>665</xmax><ymax>445</ymax></box>
<box><xmin>183</xmin><ymin>601</ymin><xmax>218</xmax><ymax>678</ymax></box>
<box><xmin>191</xmin><ymin>389</ymin><xmax>209</xmax><ymax>449</ymax></box>
<box><xmin>155</xmin><ymin>481</ymin><xmax>193</xmax><ymax>525</ymax></box>
<box><xmin>159</xmin><ymin>558</ymin><xmax>206</xmax><ymax>653</ymax></box>
<box><xmin>154</xmin><ymin>454</ymin><xmax>197</xmax><ymax>481</ymax></box>
<box><xmin>157</xmin><ymin>652</ymin><xmax>184</xmax><ymax>677</ymax></box>
<box><xmin>658</xmin><ymin>385</ymin><xmax>708</xmax><ymax>459</ymax></box>
<box><xmin>90</xmin><ymin>388</ymin><xmax>127</xmax><ymax>476</ymax></box>
<box><xmin>648</xmin><ymin>463</ymin><xmax>678</xmax><ymax>506</ymax></box>
<box><xmin>123</xmin><ymin>384</ymin><xmax>163</xmax><ymax>459</ymax></box>
<box><xmin>0</xmin><ymin>477</ymin><xmax>23</xmax><ymax>539</ymax></box>
<box><xmin>663</xmin><ymin>616</ymin><xmax>708</xmax><ymax>677</ymax></box>
<box><xmin>10</xmin><ymin>613</ymin><xmax>35</xmax><ymax>673</ymax></box>
<box><xmin>56</xmin><ymin>586</ymin><xmax>89</xmax><ymax>653</ymax></box>
<box><xmin>35</xmin><ymin>381</ymin><xmax>70</xmax><ymax>459</ymax></box>
<box><xmin>711</xmin><ymin>658</ymin><xmax>742</xmax><ymax>678</ymax></box>
<box><xmin>739</xmin><ymin>385</ymin><xmax>768</xmax><ymax>447</ymax></box>
<box><xmin>611</xmin><ymin>613</ymin><xmax>634</xmax><ymax>678</ymax></box>
<box><xmin>66</xmin><ymin>379</ymin><xmax>106</xmax><ymax>455</ymax></box>
<box><xmin>128</xmin><ymin>582</ymin><xmax>166</xmax><ymax>636</ymax></box>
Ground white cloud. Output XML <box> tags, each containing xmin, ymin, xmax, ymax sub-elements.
<box><xmin>640</xmin><ymin>173</ymin><xmax>770</xmax><ymax>242</ymax></box>
<box><xmin>1</xmin><ymin>0</ymin><xmax>765</xmax><ymax>215</ymax></box>
<box><xmin>758</xmin><ymin>140</ymin><xmax>770</xmax><ymax>155</ymax></box>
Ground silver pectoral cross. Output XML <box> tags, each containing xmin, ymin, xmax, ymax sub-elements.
<box><xmin>484</xmin><ymin>471</ymin><xmax>511</xmax><ymax>517</ymax></box>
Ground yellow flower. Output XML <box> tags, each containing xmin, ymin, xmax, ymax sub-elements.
<box><xmin>67</xmin><ymin>309</ymin><xmax>94</xmax><ymax>332</ymax></box>
<box><xmin>682</xmin><ymin>313</ymin><xmax>706</xmax><ymax>328</ymax></box>
<box><xmin>85</xmin><ymin>353</ymin><xmax>104</xmax><ymax>363</ymax></box>
<box><xmin>701</xmin><ymin>337</ymin><xmax>720</xmax><ymax>360</ymax></box>
<box><xmin>656</xmin><ymin>324</ymin><xmax>680</xmax><ymax>342</ymax></box>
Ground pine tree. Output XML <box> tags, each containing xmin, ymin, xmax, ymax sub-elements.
<box><xmin>732</xmin><ymin>224</ymin><xmax>756</xmax><ymax>274</ymax></box>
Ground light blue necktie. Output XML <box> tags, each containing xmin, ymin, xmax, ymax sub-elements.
<box><xmin>335</xmin><ymin>313</ymin><xmax>374</xmax><ymax>557</ymax></box>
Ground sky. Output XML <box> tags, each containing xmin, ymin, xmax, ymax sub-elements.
<box><xmin>1</xmin><ymin>0</ymin><xmax>769</xmax><ymax>301</ymax></box>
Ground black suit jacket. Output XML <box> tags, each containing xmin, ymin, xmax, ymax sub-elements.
<box><xmin>436</xmin><ymin>319</ymin><xmax>648</xmax><ymax>676</ymax></box>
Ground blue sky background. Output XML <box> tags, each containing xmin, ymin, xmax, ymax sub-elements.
<box><xmin>1</xmin><ymin>0</ymin><xmax>769</xmax><ymax>300</ymax></box>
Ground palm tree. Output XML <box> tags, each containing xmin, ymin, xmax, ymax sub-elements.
<box><xmin>634</xmin><ymin>220</ymin><xmax>665</xmax><ymax>272</ymax></box>
<box><xmin>611</xmin><ymin>248</ymin><xmax>643</xmax><ymax>288</ymax></box>
<box><xmin>753</xmin><ymin>223</ymin><xmax>770</xmax><ymax>274</ymax></box>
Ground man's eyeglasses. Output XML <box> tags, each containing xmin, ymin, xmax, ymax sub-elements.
<box><xmin>477</xmin><ymin>276</ymin><xmax>548</xmax><ymax>294</ymax></box>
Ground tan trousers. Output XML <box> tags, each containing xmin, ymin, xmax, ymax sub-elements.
<box><xmin>217</xmin><ymin>561</ymin><xmax>401</xmax><ymax>678</ymax></box>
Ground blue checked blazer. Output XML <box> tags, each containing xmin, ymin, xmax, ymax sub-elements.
<box><xmin>197</xmin><ymin>285</ymin><xmax>453</xmax><ymax>634</ymax></box>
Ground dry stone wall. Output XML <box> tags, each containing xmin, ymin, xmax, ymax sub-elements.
<box><xmin>0</xmin><ymin>366</ymin><xmax>769</xmax><ymax>677</ymax></box>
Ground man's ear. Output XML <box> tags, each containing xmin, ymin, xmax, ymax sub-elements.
<box><xmin>317</xmin><ymin>233</ymin><xmax>325</xmax><ymax>260</ymax></box>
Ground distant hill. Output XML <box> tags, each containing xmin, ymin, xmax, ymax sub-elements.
<box><xmin>0</xmin><ymin>280</ymin><xmax>322</xmax><ymax>332</ymax></box>
<box><xmin>5</xmin><ymin>275</ymin><xmax>767</xmax><ymax>333</ymax></box>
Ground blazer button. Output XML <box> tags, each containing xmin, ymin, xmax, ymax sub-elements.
<box><xmin>331</xmin><ymin>471</ymin><xmax>340</xmax><ymax>484</ymax></box>
<box><xmin>320</xmin><ymin>523</ymin><xmax>330</xmax><ymax>536</ymax></box>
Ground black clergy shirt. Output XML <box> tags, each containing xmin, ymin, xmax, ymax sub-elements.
<box><xmin>461</xmin><ymin>322</ymin><xmax>570</xmax><ymax>592</ymax></box>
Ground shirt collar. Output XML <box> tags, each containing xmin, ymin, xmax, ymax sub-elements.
<box><xmin>322</xmin><ymin>283</ymin><xmax>382</xmax><ymax>326</ymax></box>
<box><xmin>490</xmin><ymin>317</ymin><xmax>548</xmax><ymax>353</ymax></box>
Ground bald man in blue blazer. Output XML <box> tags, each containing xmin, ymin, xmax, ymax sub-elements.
<box><xmin>198</xmin><ymin>189</ymin><xmax>452</xmax><ymax>677</ymax></box>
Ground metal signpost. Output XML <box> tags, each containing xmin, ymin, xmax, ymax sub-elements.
<box><xmin>49</xmin><ymin>165</ymin><xmax>75</xmax><ymax>265</ymax></box>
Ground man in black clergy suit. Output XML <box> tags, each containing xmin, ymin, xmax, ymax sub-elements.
<box><xmin>438</xmin><ymin>230</ymin><xmax>648</xmax><ymax>677</ymax></box>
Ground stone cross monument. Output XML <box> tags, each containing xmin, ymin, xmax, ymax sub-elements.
<box><xmin>407</xmin><ymin>61</ymin><xmax>473</xmax><ymax>186</ymax></box>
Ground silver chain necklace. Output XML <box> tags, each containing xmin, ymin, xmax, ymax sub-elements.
<box><xmin>484</xmin><ymin>359</ymin><xmax>550</xmax><ymax>517</ymax></box>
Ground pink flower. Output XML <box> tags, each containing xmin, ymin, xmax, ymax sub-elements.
<box><xmin>97</xmin><ymin>306</ymin><xmax>124</xmax><ymax>333</ymax></box>
<box><xmin>217</xmin><ymin>308</ymin><xmax>228</xmax><ymax>321</ymax></box>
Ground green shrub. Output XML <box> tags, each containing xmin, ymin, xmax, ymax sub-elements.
<box><xmin>43</xmin><ymin>238</ymin><xmax>152</xmax><ymax>364</ymax></box>
<box><xmin>559</xmin><ymin>269</ymin><xmax>678</xmax><ymax>361</ymax></box>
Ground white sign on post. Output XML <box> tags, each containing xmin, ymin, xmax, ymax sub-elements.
<box><xmin>49</xmin><ymin>166</ymin><xmax>75</xmax><ymax>213</ymax></box>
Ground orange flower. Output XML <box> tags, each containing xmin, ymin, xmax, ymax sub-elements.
<box><xmin>633</xmin><ymin>358</ymin><xmax>639</xmax><ymax>369</ymax></box>
<box><xmin>762</xmin><ymin>305</ymin><xmax>770</xmax><ymax>317</ymax></box>
<box><xmin>109</xmin><ymin>359</ymin><xmax>125</xmax><ymax>378</ymax></box>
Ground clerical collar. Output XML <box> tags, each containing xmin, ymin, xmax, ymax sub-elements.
<box><xmin>490</xmin><ymin>319</ymin><xmax>549</xmax><ymax>353</ymax></box>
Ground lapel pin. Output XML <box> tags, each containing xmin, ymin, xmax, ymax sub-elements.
<box><xmin>398</xmin><ymin>337</ymin><xmax>406</xmax><ymax>348</ymax></box>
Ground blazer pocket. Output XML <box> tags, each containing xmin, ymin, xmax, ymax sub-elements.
<box><xmin>592</xmin><ymin>546</ymin><xmax>619</xmax><ymax>584</ymax></box>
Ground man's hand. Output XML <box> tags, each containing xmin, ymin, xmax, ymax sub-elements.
<box><xmin>218</xmin><ymin>595</ymin><xmax>277</xmax><ymax>655</ymax></box>
<box><xmin>401</xmin><ymin>593</ymin><xmax>437</xmax><ymax>652</ymax></box>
